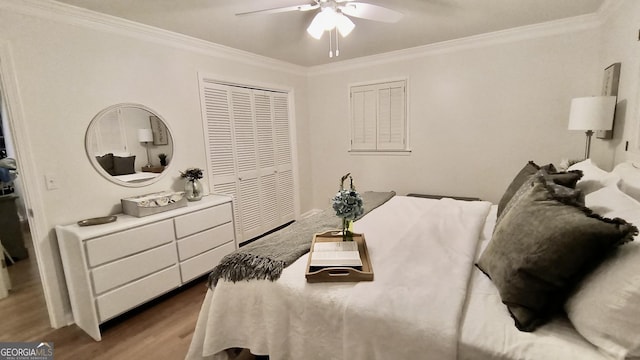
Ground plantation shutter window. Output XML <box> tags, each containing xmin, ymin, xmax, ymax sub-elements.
<box><xmin>350</xmin><ymin>80</ymin><xmax>407</xmax><ymax>152</ymax></box>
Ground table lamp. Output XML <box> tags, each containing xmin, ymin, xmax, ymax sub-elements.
<box><xmin>137</xmin><ymin>128</ymin><xmax>154</xmax><ymax>167</ymax></box>
<box><xmin>568</xmin><ymin>96</ymin><xmax>616</xmax><ymax>159</ymax></box>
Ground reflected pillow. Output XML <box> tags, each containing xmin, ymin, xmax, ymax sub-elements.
<box><xmin>113</xmin><ymin>155</ymin><xmax>135</xmax><ymax>175</ymax></box>
<box><xmin>95</xmin><ymin>153</ymin><xmax>115</xmax><ymax>176</ymax></box>
<box><xmin>477</xmin><ymin>176</ymin><xmax>637</xmax><ymax>332</ymax></box>
<box><xmin>565</xmin><ymin>185</ymin><xmax>640</xmax><ymax>359</ymax></box>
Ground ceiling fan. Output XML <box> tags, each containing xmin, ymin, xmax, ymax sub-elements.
<box><xmin>237</xmin><ymin>0</ymin><xmax>403</xmax><ymax>57</ymax></box>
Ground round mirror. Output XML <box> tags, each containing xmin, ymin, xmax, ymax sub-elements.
<box><xmin>85</xmin><ymin>103</ymin><xmax>174</xmax><ymax>187</ymax></box>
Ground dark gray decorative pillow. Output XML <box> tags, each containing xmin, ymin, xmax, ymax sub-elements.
<box><xmin>113</xmin><ymin>155</ymin><xmax>136</xmax><ymax>175</ymax></box>
<box><xmin>497</xmin><ymin>169</ymin><xmax>584</xmax><ymax>226</ymax></box>
<box><xmin>477</xmin><ymin>175</ymin><xmax>637</xmax><ymax>332</ymax></box>
<box><xmin>497</xmin><ymin>161</ymin><xmax>556</xmax><ymax>217</ymax></box>
<box><xmin>95</xmin><ymin>153</ymin><xmax>115</xmax><ymax>175</ymax></box>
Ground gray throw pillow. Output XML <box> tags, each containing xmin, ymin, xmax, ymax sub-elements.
<box><xmin>113</xmin><ymin>155</ymin><xmax>136</xmax><ymax>175</ymax></box>
<box><xmin>497</xmin><ymin>161</ymin><xmax>556</xmax><ymax>217</ymax></box>
<box><xmin>477</xmin><ymin>175</ymin><xmax>637</xmax><ymax>332</ymax></box>
<box><xmin>497</xmin><ymin>169</ymin><xmax>584</xmax><ymax>226</ymax></box>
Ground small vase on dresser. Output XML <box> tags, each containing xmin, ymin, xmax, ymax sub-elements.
<box><xmin>185</xmin><ymin>179</ymin><xmax>203</xmax><ymax>201</ymax></box>
<box><xmin>180</xmin><ymin>168</ymin><xmax>204</xmax><ymax>202</ymax></box>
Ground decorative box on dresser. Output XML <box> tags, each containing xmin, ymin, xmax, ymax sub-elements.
<box><xmin>55</xmin><ymin>194</ymin><xmax>236</xmax><ymax>341</ymax></box>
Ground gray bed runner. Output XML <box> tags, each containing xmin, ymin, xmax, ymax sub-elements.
<box><xmin>208</xmin><ymin>191</ymin><xmax>395</xmax><ymax>287</ymax></box>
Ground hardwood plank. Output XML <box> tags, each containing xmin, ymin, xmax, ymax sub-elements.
<box><xmin>1</xmin><ymin>229</ymin><xmax>218</xmax><ymax>359</ymax></box>
<box><xmin>1</xmin><ymin>230</ymin><xmax>259</xmax><ymax>359</ymax></box>
<box><xmin>40</xmin><ymin>278</ymin><xmax>209</xmax><ymax>359</ymax></box>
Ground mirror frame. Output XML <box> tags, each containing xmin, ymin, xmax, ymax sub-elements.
<box><xmin>85</xmin><ymin>103</ymin><xmax>174</xmax><ymax>187</ymax></box>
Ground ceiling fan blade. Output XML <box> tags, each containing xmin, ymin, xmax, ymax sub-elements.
<box><xmin>339</xmin><ymin>2</ymin><xmax>402</xmax><ymax>23</ymax></box>
<box><xmin>236</xmin><ymin>2</ymin><xmax>318</xmax><ymax>16</ymax></box>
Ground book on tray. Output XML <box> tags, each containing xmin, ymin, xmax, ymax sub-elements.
<box><xmin>309</xmin><ymin>241</ymin><xmax>363</xmax><ymax>270</ymax></box>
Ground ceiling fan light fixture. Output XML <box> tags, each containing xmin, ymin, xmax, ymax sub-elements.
<box><xmin>306</xmin><ymin>12</ymin><xmax>326</xmax><ymax>39</ymax></box>
<box><xmin>336</xmin><ymin>13</ymin><xmax>355</xmax><ymax>37</ymax></box>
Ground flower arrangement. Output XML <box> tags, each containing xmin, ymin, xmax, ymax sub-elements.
<box><xmin>158</xmin><ymin>153</ymin><xmax>168</xmax><ymax>166</ymax></box>
<box><xmin>332</xmin><ymin>173</ymin><xmax>364</xmax><ymax>241</ymax></box>
<box><xmin>180</xmin><ymin>168</ymin><xmax>204</xmax><ymax>201</ymax></box>
<box><xmin>180</xmin><ymin>167</ymin><xmax>203</xmax><ymax>181</ymax></box>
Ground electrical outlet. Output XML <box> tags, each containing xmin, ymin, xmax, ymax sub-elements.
<box><xmin>45</xmin><ymin>173</ymin><xmax>59</xmax><ymax>190</ymax></box>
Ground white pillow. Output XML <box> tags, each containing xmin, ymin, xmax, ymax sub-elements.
<box><xmin>612</xmin><ymin>162</ymin><xmax>640</xmax><ymax>202</ymax></box>
<box><xmin>568</xmin><ymin>159</ymin><xmax>620</xmax><ymax>195</ymax></box>
<box><xmin>565</xmin><ymin>185</ymin><xmax>640</xmax><ymax>359</ymax></box>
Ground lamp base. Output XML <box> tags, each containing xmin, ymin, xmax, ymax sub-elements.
<box><xmin>584</xmin><ymin>130</ymin><xmax>594</xmax><ymax>159</ymax></box>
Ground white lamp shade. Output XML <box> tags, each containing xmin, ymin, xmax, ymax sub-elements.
<box><xmin>568</xmin><ymin>96</ymin><xmax>616</xmax><ymax>131</ymax></box>
<box><xmin>138</xmin><ymin>128</ymin><xmax>154</xmax><ymax>142</ymax></box>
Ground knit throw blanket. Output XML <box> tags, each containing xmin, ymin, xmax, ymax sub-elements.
<box><xmin>208</xmin><ymin>191</ymin><xmax>396</xmax><ymax>287</ymax></box>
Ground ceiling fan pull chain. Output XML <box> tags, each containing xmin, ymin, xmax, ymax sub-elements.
<box><xmin>329</xmin><ymin>29</ymin><xmax>333</xmax><ymax>58</ymax></box>
<box><xmin>335</xmin><ymin>28</ymin><xmax>340</xmax><ymax>57</ymax></box>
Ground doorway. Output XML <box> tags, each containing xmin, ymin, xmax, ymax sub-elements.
<box><xmin>0</xmin><ymin>74</ymin><xmax>51</xmax><ymax>341</ymax></box>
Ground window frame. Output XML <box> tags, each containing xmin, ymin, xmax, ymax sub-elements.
<box><xmin>348</xmin><ymin>78</ymin><xmax>410</xmax><ymax>155</ymax></box>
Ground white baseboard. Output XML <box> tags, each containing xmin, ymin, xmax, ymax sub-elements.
<box><xmin>300</xmin><ymin>208</ymin><xmax>323</xmax><ymax>219</ymax></box>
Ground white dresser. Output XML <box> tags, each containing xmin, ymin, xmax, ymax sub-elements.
<box><xmin>56</xmin><ymin>194</ymin><xmax>236</xmax><ymax>341</ymax></box>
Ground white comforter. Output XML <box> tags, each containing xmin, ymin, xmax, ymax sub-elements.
<box><xmin>187</xmin><ymin>196</ymin><xmax>492</xmax><ymax>360</ymax></box>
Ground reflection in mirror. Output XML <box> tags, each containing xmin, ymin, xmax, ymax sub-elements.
<box><xmin>86</xmin><ymin>104</ymin><xmax>174</xmax><ymax>187</ymax></box>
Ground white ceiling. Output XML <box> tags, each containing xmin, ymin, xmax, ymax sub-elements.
<box><xmin>53</xmin><ymin>0</ymin><xmax>605</xmax><ymax>67</ymax></box>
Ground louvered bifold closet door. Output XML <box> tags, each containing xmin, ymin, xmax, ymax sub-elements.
<box><xmin>273</xmin><ymin>93</ymin><xmax>295</xmax><ymax>222</ymax></box>
<box><xmin>253</xmin><ymin>91</ymin><xmax>280</xmax><ymax>232</ymax></box>
<box><xmin>200</xmin><ymin>84</ymin><xmax>243</xmax><ymax>240</ymax></box>
<box><xmin>230</xmin><ymin>88</ymin><xmax>263</xmax><ymax>241</ymax></box>
<box><xmin>200</xmin><ymin>79</ymin><xmax>296</xmax><ymax>244</ymax></box>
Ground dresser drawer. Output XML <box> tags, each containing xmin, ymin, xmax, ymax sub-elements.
<box><xmin>96</xmin><ymin>265</ymin><xmax>180</xmax><ymax>323</ymax></box>
<box><xmin>177</xmin><ymin>222</ymin><xmax>234</xmax><ymax>261</ymax></box>
<box><xmin>85</xmin><ymin>220</ymin><xmax>174</xmax><ymax>267</ymax></box>
<box><xmin>180</xmin><ymin>241</ymin><xmax>235</xmax><ymax>283</ymax></box>
<box><xmin>174</xmin><ymin>202</ymin><xmax>232</xmax><ymax>239</ymax></box>
<box><xmin>91</xmin><ymin>243</ymin><xmax>177</xmax><ymax>295</ymax></box>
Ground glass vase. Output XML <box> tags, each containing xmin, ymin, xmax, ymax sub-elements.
<box><xmin>342</xmin><ymin>218</ymin><xmax>354</xmax><ymax>241</ymax></box>
<box><xmin>185</xmin><ymin>179</ymin><xmax>203</xmax><ymax>201</ymax></box>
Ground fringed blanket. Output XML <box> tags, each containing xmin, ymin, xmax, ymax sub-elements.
<box><xmin>207</xmin><ymin>191</ymin><xmax>396</xmax><ymax>287</ymax></box>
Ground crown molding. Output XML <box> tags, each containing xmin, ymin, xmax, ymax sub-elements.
<box><xmin>1</xmin><ymin>0</ymin><xmax>618</xmax><ymax>79</ymax></box>
<box><xmin>307</xmin><ymin>13</ymin><xmax>602</xmax><ymax>76</ymax></box>
<box><xmin>1</xmin><ymin>0</ymin><xmax>307</xmax><ymax>77</ymax></box>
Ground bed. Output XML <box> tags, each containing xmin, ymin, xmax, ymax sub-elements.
<box><xmin>187</xmin><ymin>159</ymin><xmax>640</xmax><ymax>360</ymax></box>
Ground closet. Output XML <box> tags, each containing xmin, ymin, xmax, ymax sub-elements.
<box><xmin>199</xmin><ymin>79</ymin><xmax>295</xmax><ymax>243</ymax></box>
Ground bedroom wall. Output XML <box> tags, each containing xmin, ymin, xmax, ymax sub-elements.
<box><xmin>593</xmin><ymin>0</ymin><xmax>640</xmax><ymax>166</ymax></box>
<box><xmin>0</xmin><ymin>1</ymin><xmax>311</xmax><ymax>325</ymax></box>
<box><xmin>305</xmin><ymin>20</ymin><xmax>602</xmax><ymax>207</ymax></box>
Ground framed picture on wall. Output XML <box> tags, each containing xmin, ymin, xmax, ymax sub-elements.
<box><xmin>596</xmin><ymin>62</ymin><xmax>621</xmax><ymax>139</ymax></box>
<box><xmin>150</xmin><ymin>116</ymin><xmax>169</xmax><ymax>145</ymax></box>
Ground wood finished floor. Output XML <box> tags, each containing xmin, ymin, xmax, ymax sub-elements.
<box><xmin>0</xmin><ymin>230</ymin><xmax>216</xmax><ymax>359</ymax></box>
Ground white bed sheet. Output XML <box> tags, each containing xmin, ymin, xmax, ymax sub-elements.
<box><xmin>458</xmin><ymin>206</ymin><xmax>609</xmax><ymax>360</ymax></box>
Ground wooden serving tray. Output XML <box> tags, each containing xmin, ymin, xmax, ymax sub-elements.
<box><xmin>305</xmin><ymin>230</ymin><xmax>374</xmax><ymax>283</ymax></box>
